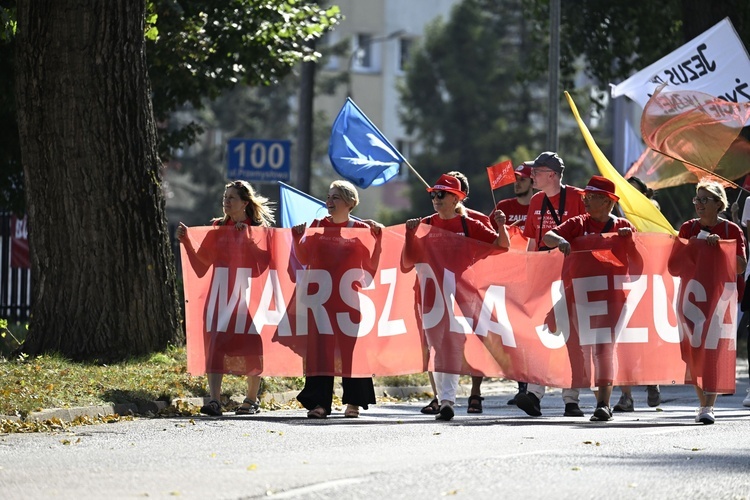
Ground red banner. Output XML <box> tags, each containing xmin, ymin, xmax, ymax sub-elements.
<box><xmin>181</xmin><ymin>226</ymin><xmax>738</xmax><ymax>392</ymax></box>
<box><xmin>10</xmin><ymin>215</ymin><xmax>29</xmax><ymax>269</ymax></box>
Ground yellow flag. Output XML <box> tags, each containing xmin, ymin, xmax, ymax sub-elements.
<box><xmin>564</xmin><ymin>92</ymin><xmax>677</xmax><ymax>235</ymax></box>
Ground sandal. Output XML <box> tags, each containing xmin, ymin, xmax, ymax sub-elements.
<box><xmin>344</xmin><ymin>405</ymin><xmax>360</xmax><ymax>418</ymax></box>
<box><xmin>200</xmin><ymin>399</ymin><xmax>222</xmax><ymax>416</ymax></box>
<box><xmin>420</xmin><ymin>398</ymin><xmax>440</xmax><ymax>415</ymax></box>
<box><xmin>307</xmin><ymin>406</ymin><xmax>328</xmax><ymax>419</ymax></box>
<box><xmin>235</xmin><ymin>398</ymin><xmax>260</xmax><ymax>415</ymax></box>
<box><xmin>467</xmin><ymin>395</ymin><xmax>484</xmax><ymax>414</ymax></box>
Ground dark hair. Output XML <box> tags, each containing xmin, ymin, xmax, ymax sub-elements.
<box><xmin>627</xmin><ymin>176</ymin><xmax>655</xmax><ymax>199</ymax></box>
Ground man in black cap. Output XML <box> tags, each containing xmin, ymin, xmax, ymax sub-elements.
<box><xmin>514</xmin><ymin>151</ymin><xmax>587</xmax><ymax>418</ymax></box>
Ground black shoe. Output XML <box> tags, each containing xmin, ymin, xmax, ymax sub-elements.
<box><xmin>436</xmin><ymin>403</ymin><xmax>455</xmax><ymax>421</ymax></box>
<box><xmin>515</xmin><ymin>392</ymin><xmax>542</xmax><ymax>416</ymax></box>
<box><xmin>507</xmin><ymin>391</ymin><xmax>525</xmax><ymax>405</ymax></box>
<box><xmin>564</xmin><ymin>403</ymin><xmax>584</xmax><ymax>417</ymax></box>
<box><xmin>200</xmin><ymin>399</ymin><xmax>222</xmax><ymax>416</ymax></box>
<box><xmin>590</xmin><ymin>404</ymin><xmax>613</xmax><ymax>422</ymax></box>
<box><xmin>646</xmin><ymin>385</ymin><xmax>661</xmax><ymax>407</ymax></box>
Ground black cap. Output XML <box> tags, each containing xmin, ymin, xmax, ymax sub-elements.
<box><xmin>523</xmin><ymin>152</ymin><xmax>564</xmax><ymax>173</ymax></box>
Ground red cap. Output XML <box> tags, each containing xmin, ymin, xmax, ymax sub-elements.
<box><xmin>584</xmin><ymin>175</ymin><xmax>619</xmax><ymax>201</ymax></box>
<box><xmin>427</xmin><ymin>174</ymin><xmax>467</xmax><ymax>200</ymax></box>
<box><xmin>514</xmin><ymin>164</ymin><xmax>533</xmax><ymax>178</ymax></box>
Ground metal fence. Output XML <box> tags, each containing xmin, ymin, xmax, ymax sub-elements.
<box><xmin>0</xmin><ymin>213</ymin><xmax>31</xmax><ymax>321</ymax></box>
<box><xmin>0</xmin><ymin>218</ymin><xmax>182</xmax><ymax>322</ymax></box>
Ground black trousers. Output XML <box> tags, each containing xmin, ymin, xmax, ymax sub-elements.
<box><xmin>297</xmin><ymin>376</ymin><xmax>376</xmax><ymax>414</ymax></box>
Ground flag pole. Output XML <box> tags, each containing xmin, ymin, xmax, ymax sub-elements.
<box><xmin>403</xmin><ymin>159</ymin><xmax>431</xmax><ymax>188</ymax></box>
<box><xmin>491</xmin><ymin>188</ymin><xmax>497</xmax><ymax>207</ymax></box>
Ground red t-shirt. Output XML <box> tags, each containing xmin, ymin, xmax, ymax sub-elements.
<box><xmin>464</xmin><ymin>207</ymin><xmax>493</xmax><ymax>229</ymax></box>
<box><xmin>553</xmin><ymin>214</ymin><xmax>636</xmax><ymax>240</ymax></box>
<box><xmin>523</xmin><ymin>185</ymin><xmax>586</xmax><ymax>250</ymax></box>
<box><xmin>677</xmin><ymin>218</ymin><xmax>746</xmax><ymax>259</ymax></box>
<box><xmin>421</xmin><ymin>214</ymin><xmax>498</xmax><ymax>244</ymax></box>
<box><xmin>490</xmin><ymin>198</ymin><xmax>530</xmax><ymax>231</ymax></box>
<box><xmin>311</xmin><ymin>217</ymin><xmax>370</xmax><ymax>229</ymax></box>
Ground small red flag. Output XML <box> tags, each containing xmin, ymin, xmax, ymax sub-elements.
<box><xmin>486</xmin><ymin>160</ymin><xmax>516</xmax><ymax>190</ymax></box>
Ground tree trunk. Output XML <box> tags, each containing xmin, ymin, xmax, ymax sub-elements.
<box><xmin>15</xmin><ymin>0</ymin><xmax>182</xmax><ymax>361</ymax></box>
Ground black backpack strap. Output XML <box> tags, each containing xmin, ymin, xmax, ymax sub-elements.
<box><xmin>539</xmin><ymin>185</ymin><xmax>567</xmax><ymax>243</ymax></box>
<box><xmin>460</xmin><ymin>215</ymin><xmax>470</xmax><ymax>238</ymax></box>
<box><xmin>601</xmin><ymin>215</ymin><xmax>615</xmax><ymax>234</ymax></box>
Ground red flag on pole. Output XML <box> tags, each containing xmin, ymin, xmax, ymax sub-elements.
<box><xmin>486</xmin><ymin>160</ymin><xmax>516</xmax><ymax>190</ymax></box>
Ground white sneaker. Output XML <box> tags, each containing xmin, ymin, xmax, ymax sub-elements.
<box><xmin>696</xmin><ymin>406</ymin><xmax>715</xmax><ymax>425</ymax></box>
<box><xmin>743</xmin><ymin>389</ymin><xmax>750</xmax><ymax>408</ymax></box>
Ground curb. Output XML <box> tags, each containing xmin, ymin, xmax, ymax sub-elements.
<box><xmin>0</xmin><ymin>381</ymin><xmax>517</xmax><ymax>424</ymax></box>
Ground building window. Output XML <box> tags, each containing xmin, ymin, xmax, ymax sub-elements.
<box><xmin>398</xmin><ymin>38</ymin><xmax>413</xmax><ymax>72</ymax></box>
<box><xmin>352</xmin><ymin>34</ymin><xmax>374</xmax><ymax>71</ymax></box>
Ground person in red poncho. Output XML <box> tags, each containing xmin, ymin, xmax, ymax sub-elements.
<box><xmin>542</xmin><ymin>175</ymin><xmax>638</xmax><ymax>423</ymax></box>
<box><xmin>669</xmin><ymin>180</ymin><xmax>746</xmax><ymax>425</ymax></box>
<box><xmin>403</xmin><ymin>174</ymin><xmax>510</xmax><ymax>421</ymax></box>
<box><xmin>177</xmin><ymin>180</ymin><xmax>275</xmax><ymax>417</ymax></box>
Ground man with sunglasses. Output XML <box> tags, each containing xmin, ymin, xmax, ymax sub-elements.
<box><xmin>514</xmin><ymin>152</ymin><xmax>587</xmax><ymax>418</ymax></box>
<box><xmin>541</xmin><ymin>175</ymin><xmax>637</xmax><ymax>422</ymax></box>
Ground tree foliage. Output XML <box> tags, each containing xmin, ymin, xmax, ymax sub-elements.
<box><xmin>147</xmin><ymin>0</ymin><xmax>340</xmax><ymax>157</ymax></box>
<box><xmin>524</xmin><ymin>0</ymin><xmax>750</xmax><ymax>89</ymax></box>
<box><xmin>0</xmin><ymin>0</ymin><xmax>341</xmax><ymax>214</ymax></box>
<box><xmin>399</xmin><ymin>0</ymin><xmax>586</xmax><ymax>216</ymax></box>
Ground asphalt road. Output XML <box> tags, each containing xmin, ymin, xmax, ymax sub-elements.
<box><xmin>1</xmin><ymin>377</ymin><xmax>750</xmax><ymax>500</ymax></box>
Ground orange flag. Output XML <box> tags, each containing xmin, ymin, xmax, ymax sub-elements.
<box><xmin>626</xmin><ymin>85</ymin><xmax>750</xmax><ymax>189</ymax></box>
<box><xmin>486</xmin><ymin>160</ymin><xmax>515</xmax><ymax>190</ymax></box>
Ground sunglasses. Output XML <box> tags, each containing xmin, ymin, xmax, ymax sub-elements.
<box><xmin>692</xmin><ymin>196</ymin><xmax>717</xmax><ymax>205</ymax></box>
<box><xmin>582</xmin><ymin>193</ymin><xmax>609</xmax><ymax>202</ymax></box>
<box><xmin>430</xmin><ymin>191</ymin><xmax>449</xmax><ymax>200</ymax></box>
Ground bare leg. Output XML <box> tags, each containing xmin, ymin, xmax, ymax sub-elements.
<box><xmin>428</xmin><ymin>371</ymin><xmax>437</xmax><ymax>398</ymax></box>
<box><xmin>207</xmin><ymin>373</ymin><xmax>223</xmax><ymax>402</ymax></box>
<box><xmin>246</xmin><ymin>376</ymin><xmax>261</xmax><ymax>402</ymax></box>
<box><xmin>620</xmin><ymin>386</ymin><xmax>632</xmax><ymax>398</ymax></box>
<box><xmin>470</xmin><ymin>376</ymin><xmax>483</xmax><ymax>397</ymax></box>
<box><xmin>598</xmin><ymin>384</ymin><xmax>613</xmax><ymax>406</ymax></box>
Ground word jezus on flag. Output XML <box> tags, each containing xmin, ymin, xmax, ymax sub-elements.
<box><xmin>486</xmin><ymin>160</ymin><xmax>516</xmax><ymax>190</ymax></box>
<box><xmin>180</xmin><ymin>226</ymin><xmax>738</xmax><ymax>393</ymax></box>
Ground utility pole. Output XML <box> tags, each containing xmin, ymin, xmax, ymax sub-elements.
<box><xmin>548</xmin><ymin>0</ymin><xmax>560</xmax><ymax>152</ymax></box>
<box><xmin>295</xmin><ymin>39</ymin><xmax>316</xmax><ymax>194</ymax></box>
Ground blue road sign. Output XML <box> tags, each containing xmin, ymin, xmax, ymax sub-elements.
<box><xmin>227</xmin><ymin>139</ymin><xmax>291</xmax><ymax>182</ymax></box>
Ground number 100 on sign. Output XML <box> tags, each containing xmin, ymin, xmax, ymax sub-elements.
<box><xmin>227</xmin><ymin>139</ymin><xmax>291</xmax><ymax>182</ymax></box>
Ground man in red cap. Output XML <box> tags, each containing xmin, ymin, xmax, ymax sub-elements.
<box><xmin>514</xmin><ymin>151</ymin><xmax>587</xmax><ymax>418</ymax></box>
<box><xmin>541</xmin><ymin>175</ymin><xmax>637</xmax><ymax>422</ymax></box>
<box><xmin>488</xmin><ymin>164</ymin><xmax>535</xmax><ymax>404</ymax></box>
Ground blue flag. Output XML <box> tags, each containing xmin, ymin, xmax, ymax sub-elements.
<box><xmin>278</xmin><ymin>182</ymin><xmax>329</xmax><ymax>228</ymax></box>
<box><xmin>328</xmin><ymin>98</ymin><xmax>405</xmax><ymax>188</ymax></box>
